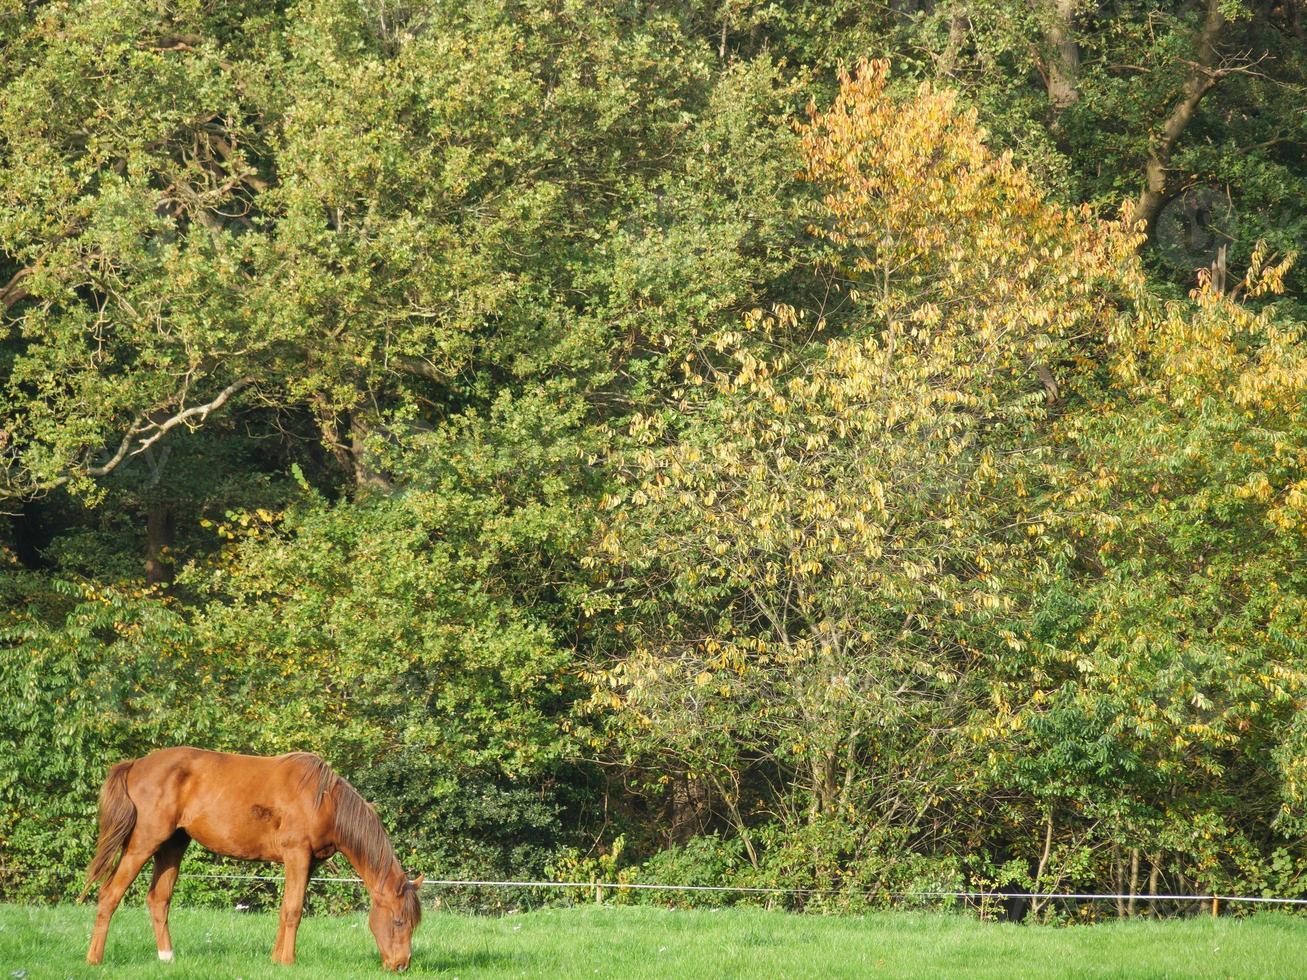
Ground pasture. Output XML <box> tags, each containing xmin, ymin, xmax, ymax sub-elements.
<box><xmin>1</xmin><ymin>903</ymin><xmax>1305</xmax><ymax>978</ymax></box>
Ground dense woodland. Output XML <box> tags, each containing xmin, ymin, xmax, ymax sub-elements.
<box><xmin>1</xmin><ymin>0</ymin><xmax>1305</xmax><ymax>916</ymax></box>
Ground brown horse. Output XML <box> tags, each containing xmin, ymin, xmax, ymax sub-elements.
<box><xmin>82</xmin><ymin>747</ymin><xmax>423</xmax><ymax>971</ymax></box>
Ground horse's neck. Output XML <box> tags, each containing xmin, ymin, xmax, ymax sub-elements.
<box><xmin>335</xmin><ymin>834</ymin><xmax>399</xmax><ymax>899</ymax></box>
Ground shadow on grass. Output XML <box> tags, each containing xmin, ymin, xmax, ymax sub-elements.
<box><xmin>86</xmin><ymin>943</ymin><xmax>526</xmax><ymax>977</ymax></box>
<box><xmin>418</xmin><ymin>949</ymin><xmax>524</xmax><ymax>974</ymax></box>
<box><xmin>293</xmin><ymin>935</ymin><xmax>528</xmax><ymax>976</ymax></box>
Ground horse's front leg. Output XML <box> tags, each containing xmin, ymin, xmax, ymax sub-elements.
<box><xmin>272</xmin><ymin>847</ymin><xmax>311</xmax><ymax>965</ymax></box>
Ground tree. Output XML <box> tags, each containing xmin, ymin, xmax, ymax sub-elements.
<box><xmin>591</xmin><ymin>61</ymin><xmax>1127</xmax><ymax>884</ymax></box>
<box><xmin>998</xmin><ymin>246</ymin><xmax>1307</xmax><ymax>906</ymax></box>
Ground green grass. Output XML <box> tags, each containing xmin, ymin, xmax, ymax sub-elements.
<box><xmin>1</xmin><ymin>903</ymin><xmax>1305</xmax><ymax>978</ymax></box>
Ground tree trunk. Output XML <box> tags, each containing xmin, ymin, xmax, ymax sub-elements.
<box><xmin>1112</xmin><ymin>843</ymin><xmax>1126</xmax><ymax>918</ymax></box>
<box><xmin>145</xmin><ymin>500</ymin><xmax>175</xmax><ymax>586</ymax></box>
<box><xmin>350</xmin><ymin>410</ymin><xmax>391</xmax><ymax>491</ymax></box>
<box><xmin>1147</xmin><ymin>851</ymin><xmax>1161</xmax><ymax>917</ymax></box>
<box><xmin>938</xmin><ymin>3</ymin><xmax>969</xmax><ymax>77</ymax></box>
<box><xmin>709</xmin><ymin>771</ymin><xmax>758</xmax><ymax>868</ymax></box>
<box><xmin>1030</xmin><ymin>812</ymin><xmax>1054</xmax><ymax>918</ymax></box>
<box><xmin>1133</xmin><ymin>0</ymin><xmax>1226</xmax><ymax>238</ymax></box>
<box><xmin>1128</xmin><ymin>847</ymin><xmax>1140</xmax><ymax>917</ymax></box>
<box><xmin>809</xmin><ymin>747</ymin><xmax>841</xmax><ymax>822</ymax></box>
<box><xmin>837</xmin><ymin>730</ymin><xmax>861</xmax><ymax>812</ymax></box>
<box><xmin>1043</xmin><ymin>0</ymin><xmax>1080</xmax><ymax>111</ymax></box>
<box><xmin>314</xmin><ymin>399</ymin><xmax>355</xmax><ymax>476</ymax></box>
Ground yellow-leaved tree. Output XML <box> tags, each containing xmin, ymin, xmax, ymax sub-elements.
<box><xmin>588</xmin><ymin>62</ymin><xmax>1132</xmax><ymax>884</ymax></box>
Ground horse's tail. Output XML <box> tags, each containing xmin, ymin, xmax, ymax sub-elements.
<box><xmin>81</xmin><ymin>761</ymin><xmax>137</xmax><ymax>899</ymax></box>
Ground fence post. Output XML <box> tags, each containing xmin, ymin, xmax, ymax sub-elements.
<box><xmin>1211</xmin><ymin>895</ymin><xmax>1218</xmax><ymax>919</ymax></box>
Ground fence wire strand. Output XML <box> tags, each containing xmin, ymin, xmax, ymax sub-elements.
<box><xmin>173</xmin><ymin>872</ymin><xmax>1307</xmax><ymax>906</ymax></box>
<box><xmin>4</xmin><ymin>867</ymin><xmax>1305</xmax><ymax>906</ymax></box>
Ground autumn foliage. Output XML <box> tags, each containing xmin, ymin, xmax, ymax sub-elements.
<box><xmin>591</xmin><ymin>62</ymin><xmax>1306</xmax><ymax>905</ymax></box>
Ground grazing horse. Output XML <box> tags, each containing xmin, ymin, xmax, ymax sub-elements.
<box><xmin>82</xmin><ymin>747</ymin><xmax>423</xmax><ymax>971</ymax></box>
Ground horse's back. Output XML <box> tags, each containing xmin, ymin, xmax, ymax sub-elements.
<box><xmin>119</xmin><ymin>748</ymin><xmax>336</xmax><ymax>862</ymax></box>
<box><xmin>135</xmin><ymin>746</ymin><xmax>313</xmax><ymax>766</ymax></box>
<box><xmin>129</xmin><ymin>747</ymin><xmax>327</xmax><ymax>801</ymax></box>
<box><xmin>129</xmin><ymin>747</ymin><xmax>324</xmax><ymax>781</ymax></box>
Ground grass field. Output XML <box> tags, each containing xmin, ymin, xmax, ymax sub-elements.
<box><xmin>1</xmin><ymin>903</ymin><xmax>1305</xmax><ymax>979</ymax></box>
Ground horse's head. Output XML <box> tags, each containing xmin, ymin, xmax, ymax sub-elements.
<box><xmin>369</xmin><ymin>872</ymin><xmax>423</xmax><ymax>971</ymax></box>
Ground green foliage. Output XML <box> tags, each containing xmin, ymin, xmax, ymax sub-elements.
<box><xmin>2</xmin><ymin>0</ymin><xmax>1305</xmax><ymax>915</ymax></box>
<box><xmin>991</xmin><ymin>253</ymin><xmax>1307</xmax><ymax>896</ymax></box>
<box><xmin>0</xmin><ymin>575</ymin><xmax>210</xmax><ymax>899</ymax></box>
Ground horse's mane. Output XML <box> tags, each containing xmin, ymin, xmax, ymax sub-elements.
<box><xmin>283</xmin><ymin>753</ymin><xmax>405</xmax><ymax>895</ymax></box>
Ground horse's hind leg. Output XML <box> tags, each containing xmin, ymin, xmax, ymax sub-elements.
<box><xmin>148</xmin><ymin>831</ymin><xmax>191</xmax><ymax>962</ymax></box>
<box><xmin>86</xmin><ymin>844</ymin><xmax>154</xmax><ymax>965</ymax></box>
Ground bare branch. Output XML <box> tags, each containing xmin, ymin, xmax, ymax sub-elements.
<box><xmin>131</xmin><ymin>376</ymin><xmax>255</xmax><ymax>455</ymax></box>
<box><xmin>86</xmin><ymin>376</ymin><xmax>254</xmax><ymax>478</ymax></box>
<box><xmin>85</xmin><ymin>421</ymin><xmax>147</xmax><ymax>478</ymax></box>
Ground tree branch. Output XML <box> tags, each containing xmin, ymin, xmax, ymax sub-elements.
<box><xmin>85</xmin><ymin>422</ymin><xmax>147</xmax><ymax>478</ymax></box>
<box><xmin>86</xmin><ymin>376</ymin><xmax>254</xmax><ymax>477</ymax></box>
<box><xmin>390</xmin><ymin>354</ymin><xmax>445</xmax><ymax>381</ymax></box>
<box><xmin>1</xmin><ymin>268</ymin><xmax>32</xmax><ymax>312</ymax></box>
<box><xmin>205</xmin><ymin>133</ymin><xmax>270</xmax><ymax>192</ymax></box>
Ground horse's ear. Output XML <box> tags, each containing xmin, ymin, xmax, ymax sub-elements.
<box><xmin>395</xmin><ymin>873</ymin><xmax>423</xmax><ymax>896</ymax></box>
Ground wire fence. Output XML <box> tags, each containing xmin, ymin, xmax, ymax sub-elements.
<box><xmin>177</xmin><ymin>872</ymin><xmax>1307</xmax><ymax>908</ymax></box>
<box><xmin>6</xmin><ymin>867</ymin><xmax>1307</xmax><ymax>912</ymax></box>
